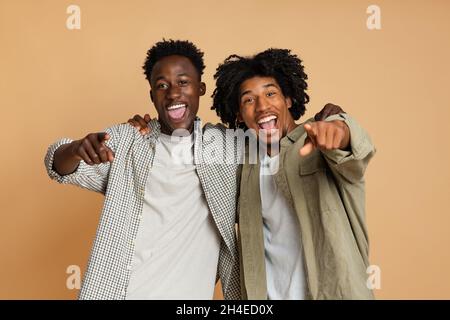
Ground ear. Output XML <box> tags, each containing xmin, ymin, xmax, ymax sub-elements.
<box><xmin>286</xmin><ymin>96</ymin><xmax>293</xmax><ymax>109</ymax></box>
<box><xmin>199</xmin><ymin>82</ymin><xmax>206</xmax><ymax>96</ymax></box>
<box><xmin>236</xmin><ymin>112</ymin><xmax>243</xmax><ymax>123</ymax></box>
<box><xmin>150</xmin><ymin>90</ymin><xmax>154</xmax><ymax>102</ymax></box>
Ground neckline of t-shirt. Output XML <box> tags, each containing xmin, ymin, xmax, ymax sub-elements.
<box><xmin>159</xmin><ymin>132</ymin><xmax>193</xmax><ymax>144</ymax></box>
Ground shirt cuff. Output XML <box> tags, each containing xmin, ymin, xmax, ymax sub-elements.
<box><xmin>321</xmin><ymin>113</ymin><xmax>370</xmax><ymax>164</ymax></box>
<box><xmin>44</xmin><ymin>138</ymin><xmax>89</xmax><ymax>184</ymax></box>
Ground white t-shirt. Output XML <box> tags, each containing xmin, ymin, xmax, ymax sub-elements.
<box><xmin>259</xmin><ymin>153</ymin><xmax>306</xmax><ymax>300</ymax></box>
<box><xmin>126</xmin><ymin>133</ymin><xmax>221</xmax><ymax>299</ymax></box>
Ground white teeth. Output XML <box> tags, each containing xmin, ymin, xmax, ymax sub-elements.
<box><xmin>258</xmin><ymin>115</ymin><xmax>277</xmax><ymax>124</ymax></box>
<box><xmin>167</xmin><ymin>103</ymin><xmax>186</xmax><ymax>110</ymax></box>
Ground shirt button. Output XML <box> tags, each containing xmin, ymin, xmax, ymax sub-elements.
<box><xmin>121</xmin><ymin>289</ymin><xmax>126</xmax><ymax>296</ymax></box>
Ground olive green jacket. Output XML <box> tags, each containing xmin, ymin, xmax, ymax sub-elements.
<box><xmin>237</xmin><ymin>113</ymin><xmax>376</xmax><ymax>300</ymax></box>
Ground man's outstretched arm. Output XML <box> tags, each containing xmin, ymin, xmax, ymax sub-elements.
<box><xmin>300</xmin><ymin>112</ymin><xmax>375</xmax><ymax>183</ymax></box>
<box><xmin>53</xmin><ymin>132</ymin><xmax>114</xmax><ymax>176</ymax></box>
<box><xmin>45</xmin><ymin>128</ymin><xmax>118</xmax><ymax>194</ymax></box>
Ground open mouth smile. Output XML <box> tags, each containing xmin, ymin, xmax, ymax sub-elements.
<box><xmin>167</xmin><ymin>103</ymin><xmax>187</xmax><ymax>121</ymax></box>
<box><xmin>257</xmin><ymin>115</ymin><xmax>278</xmax><ymax>130</ymax></box>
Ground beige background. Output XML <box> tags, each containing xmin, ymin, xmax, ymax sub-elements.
<box><xmin>0</xmin><ymin>0</ymin><xmax>449</xmax><ymax>299</ymax></box>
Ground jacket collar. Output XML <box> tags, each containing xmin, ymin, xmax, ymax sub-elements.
<box><xmin>284</xmin><ymin>117</ymin><xmax>314</xmax><ymax>145</ymax></box>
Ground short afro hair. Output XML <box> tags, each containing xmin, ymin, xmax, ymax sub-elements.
<box><xmin>143</xmin><ymin>39</ymin><xmax>205</xmax><ymax>82</ymax></box>
<box><xmin>211</xmin><ymin>48</ymin><xmax>309</xmax><ymax>129</ymax></box>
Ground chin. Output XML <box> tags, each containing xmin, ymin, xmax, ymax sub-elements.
<box><xmin>175</xmin><ymin>120</ymin><xmax>195</xmax><ymax>131</ymax></box>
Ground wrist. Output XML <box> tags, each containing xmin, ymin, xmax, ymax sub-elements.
<box><xmin>332</xmin><ymin>120</ymin><xmax>350</xmax><ymax>150</ymax></box>
<box><xmin>69</xmin><ymin>140</ymin><xmax>82</xmax><ymax>160</ymax></box>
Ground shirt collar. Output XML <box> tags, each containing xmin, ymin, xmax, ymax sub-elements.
<box><xmin>283</xmin><ymin>117</ymin><xmax>314</xmax><ymax>145</ymax></box>
<box><xmin>147</xmin><ymin>116</ymin><xmax>202</xmax><ymax>140</ymax></box>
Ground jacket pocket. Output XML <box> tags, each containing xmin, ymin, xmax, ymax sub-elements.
<box><xmin>298</xmin><ymin>152</ymin><xmax>335</xmax><ymax>215</ymax></box>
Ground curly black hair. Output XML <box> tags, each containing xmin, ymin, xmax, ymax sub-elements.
<box><xmin>211</xmin><ymin>48</ymin><xmax>309</xmax><ymax>129</ymax></box>
<box><xmin>143</xmin><ymin>39</ymin><xmax>205</xmax><ymax>82</ymax></box>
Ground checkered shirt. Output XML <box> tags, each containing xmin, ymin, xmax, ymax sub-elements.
<box><xmin>44</xmin><ymin>118</ymin><xmax>242</xmax><ymax>300</ymax></box>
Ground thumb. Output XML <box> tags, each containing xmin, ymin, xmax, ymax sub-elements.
<box><xmin>299</xmin><ymin>136</ymin><xmax>315</xmax><ymax>157</ymax></box>
<box><xmin>97</xmin><ymin>132</ymin><xmax>110</xmax><ymax>143</ymax></box>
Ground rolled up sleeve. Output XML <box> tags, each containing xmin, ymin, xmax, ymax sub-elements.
<box><xmin>44</xmin><ymin>127</ymin><xmax>117</xmax><ymax>194</ymax></box>
<box><xmin>321</xmin><ymin>113</ymin><xmax>376</xmax><ymax>183</ymax></box>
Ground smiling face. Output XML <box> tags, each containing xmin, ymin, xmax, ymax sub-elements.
<box><xmin>238</xmin><ymin>76</ymin><xmax>297</xmax><ymax>145</ymax></box>
<box><xmin>150</xmin><ymin>55</ymin><xmax>206</xmax><ymax>135</ymax></box>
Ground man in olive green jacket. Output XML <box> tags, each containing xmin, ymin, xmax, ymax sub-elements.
<box><xmin>212</xmin><ymin>48</ymin><xmax>376</xmax><ymax>299</ymax></box>
<box><xmin>237</xmin><ymin>112</ymin><xmax>374</xmax><ymax>299</ymax></box>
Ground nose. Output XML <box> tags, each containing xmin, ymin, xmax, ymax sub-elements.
<box><xmin>166</xmin><ymin>84</ymin><xmax>182</xmax><ymax>100</ymax></box>
<box><xmin>255</xmin><ymin>96</ymin><xmax>270</xmax><ymax>113</ymax></box>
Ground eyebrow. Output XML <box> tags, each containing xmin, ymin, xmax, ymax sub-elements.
<box><xmin>154</xmin><ymin>73</ymin><xmax>190</xmax><ymax>82</ymax></box>
<box><xmin>240</xmin><ymin>83</ymin><xmax>278</xmax><ymax>98</ymax></box>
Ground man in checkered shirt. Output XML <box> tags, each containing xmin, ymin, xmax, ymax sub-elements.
<box><xmin>44</xmin><ymin>40</ymin><xmax>242</xmax><ymax>300</ymax></box>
